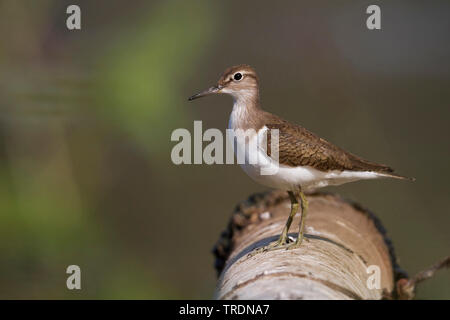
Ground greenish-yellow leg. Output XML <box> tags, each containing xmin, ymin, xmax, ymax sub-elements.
<box><xmin>271</xmin><ymin>191</ymin><xmax>299</xmax><ymax>247</ymax></box>
<box><xmin>286</xmin><ymin>190</ymin><xmax>308</xmax><ymax>250</ymax></box>
<box><xmin>248</xmin><ymin>191</ymin><xmax>299</xmax><ymax>256</ymax></box>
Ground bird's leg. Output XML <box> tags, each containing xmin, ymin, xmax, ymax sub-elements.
<box><xmin>248</xmin><ymin>191</ymin><xmax>299</xmax><ymax>256</ymax></box>
<box><xmin>287</xmin><ymin>190</ymin><xmax>308</xmax><ymax>250</ymax></box>
<box><xmin>268</xmin><ymin>191</ymin><xmax>299</xmax><ymax>247</ymax></box>
<box><xmin>279</xmin><ymin>191</ymin><xmax>299</xmax><ymax>243</ymax></box>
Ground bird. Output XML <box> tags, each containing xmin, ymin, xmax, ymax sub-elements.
<box><xmin>188</xmin><ymin>64</ymin><xmax>414</xmax><ymax>252</ymax></box>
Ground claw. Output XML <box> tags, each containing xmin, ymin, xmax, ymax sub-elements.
<box><xmin>247</xmin><ymin>239</ymin><xmax>288</xmax><ymax>257</ymax></box>
<box><xmin>286</xmin><ymin>242</ymin><xmax>302</xmax><ymax>250</ymax></box>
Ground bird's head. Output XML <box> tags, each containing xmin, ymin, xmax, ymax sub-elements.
<box><xmin>188</xmin><ymin>64</ymin><xmax>259</xmax><ymax>102</ymax></box>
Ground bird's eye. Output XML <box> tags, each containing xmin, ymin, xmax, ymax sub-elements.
<box><xmin>233</xmin><ymin>73</ymin><xmax>243</xmax><ymax>81</ymax></box>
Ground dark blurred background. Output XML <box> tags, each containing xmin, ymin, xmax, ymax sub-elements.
<box><xmin>0</xmin><ymin>0</ymin><xmax>448</xmax><ymax>299</ymax></box>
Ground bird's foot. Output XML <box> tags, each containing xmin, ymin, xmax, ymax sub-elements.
<box><xmin>285</xmin><ymin>234</ymin><xmax>308</xmax><ymax>250</ymax></box>
<box><xmin>285</xmin><ymin>241</ymin><xmax>302</xmax><ymax>250</ymax></box>
<box><xmin>247</xmin><ymin>238</ymin><xmax>289</xmax><ymax>257</ymax></box>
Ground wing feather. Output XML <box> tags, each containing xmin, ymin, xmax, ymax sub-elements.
<box><xmin>265</xmin><ymin>117</ymin><xmax>394</xmax><ymax>173</ymax></box>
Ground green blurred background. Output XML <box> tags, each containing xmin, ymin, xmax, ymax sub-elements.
<box><xmin>0</xmin><ymin>0</ymin><xmax>448</xmax><ymax>299</ymax></box>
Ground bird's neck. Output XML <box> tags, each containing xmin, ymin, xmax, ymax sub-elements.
<box><xmin>229</xmin><ymin>90</ymin><xmax>261</xmax><ymax>131</ymax></box>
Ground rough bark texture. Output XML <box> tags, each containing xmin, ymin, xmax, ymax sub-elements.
<box><xmin>213</xmin><ymin>191</ymin><xmax>408</xmax><ymax>300</ymax></box>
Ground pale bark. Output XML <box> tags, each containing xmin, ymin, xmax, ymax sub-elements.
<box><xmin>213</xmin><ymin>191</ymin><xmax>408</xmax><ymax>300</ymax></box>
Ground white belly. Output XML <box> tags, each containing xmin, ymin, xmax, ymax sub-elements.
<box><xmin>229</xmin><ymin>125</ymin><xmax>383</xmax><ymax>191</ymax></box>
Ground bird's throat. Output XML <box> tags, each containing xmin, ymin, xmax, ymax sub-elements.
<box><xmin>228</xmin><ymin>92</ymin><xmax>260</xmax><ymax>131</ymax></box>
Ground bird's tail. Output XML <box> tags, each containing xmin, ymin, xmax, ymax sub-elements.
<box><xmin>378</xmin><ymin>172</ymin><xmax>416</xmax><ymax>182</ymax></box>
<box><xmin>348</xmin><ymin>155</ymin><xmax>415</xmax><ymax>182</ymax></box>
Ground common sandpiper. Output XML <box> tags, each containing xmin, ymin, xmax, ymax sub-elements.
<box><xmin>189</xmin><ymin>64</ymin><xmax>413</xmax><ymax>252</ymax></box>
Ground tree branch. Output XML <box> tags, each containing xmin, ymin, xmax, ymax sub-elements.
<box><xmin>213</xmin><ymin>191</ymin><xmax>411</xmax><ymax>299</ymax></box>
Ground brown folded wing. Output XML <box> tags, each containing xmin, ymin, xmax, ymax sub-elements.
<box><xmin>264</xmin><ymin>116</ymin><xmax>394</xmax><ymax>173</ymax></box>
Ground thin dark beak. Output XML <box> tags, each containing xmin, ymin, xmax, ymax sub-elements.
<box><xmin>188</xmin><ymin>86</ymin><xmax>221</xmax><ymax>101</ymax></box>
